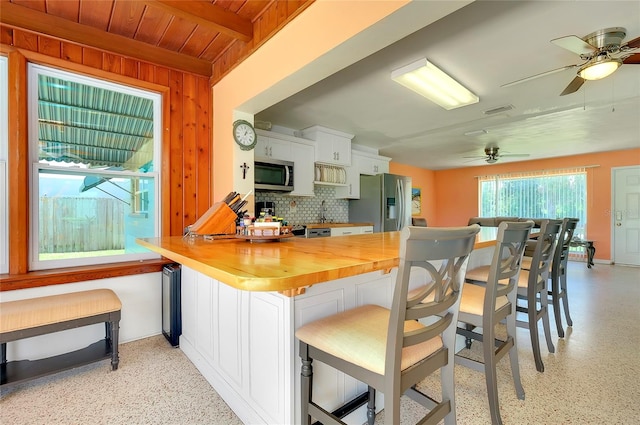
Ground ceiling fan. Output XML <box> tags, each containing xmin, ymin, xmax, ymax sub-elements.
<box><xmin>502</xmin><ymin>27</ymin><xmax>640</xmax><ymax>96</ymax></box>
<box><xmin>464</xmin><ymin>146</ymin><xmax>530</xmax><ymax>164</ymax></box>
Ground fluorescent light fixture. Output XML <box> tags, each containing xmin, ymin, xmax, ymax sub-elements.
<box><xmin>464</xmin><ymin>129</ymin><xmax>488</xmax><ymax>137</ymax></box>
<box><xmin>578</xmin><ymin>57</ymin><xmax>622</xmax><ymax>80</ymax></box>
<box><xmin>391</xmin><ymin>58</ymin><xmax>479</xmax><ymax>110</ymax></box>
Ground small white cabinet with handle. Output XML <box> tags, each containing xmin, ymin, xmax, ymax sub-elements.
<box><xmin>290</xmin><ymin>141</ymin><xmax>315</xmax><ymax>196</ymax></box>
<box><xmin>355</xmin><ymin>150</ymin><xmax>390</xmax><ymax>175</ymax></box>
<box><xmin>330</xmin><ymin>225</ymin><xmax>374</xmax><ymax>237</ymax></box>
<box><xmin>301</xmin><ymin>125</ymin><xmax>353</xmax><ymax>166</ymax></box>
<box><xmin>255</xmin><ymin>129</ymin><xmax>315</xmax><ymax>196</ymax></box>
<box><xmin>336</xmin><ymin>150</ymin><xmax>390</xmax><ymax>199</ymax></box>
<box><xmin>255</xmin><ymin>132</ymin><xmax>292</xmax><ymax>161</ymax></box>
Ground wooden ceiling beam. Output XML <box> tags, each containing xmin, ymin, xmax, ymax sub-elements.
<box><xmin>0</xmin><ymin>3</ymin><xmax>213</xmax><ymax>76</ymax></box>
<box><xmin>145</xmin><ymin>0</ymin><xmax>253</xmax><ymax>42</ymax></box>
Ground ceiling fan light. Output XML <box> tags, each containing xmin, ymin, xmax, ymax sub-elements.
<box><xmin>485</xmin><ymin>157</ymin><xmax>498</xmax><ymax>164</ymax></box>
<box><xmin>578</xmin><ymin>58</ymin><xmax>622</xmax><ymax>80</ymax></box>
<box><xmin>391</xmin><ymin>58</ymin><xmax>478</xmax><ymax>110</ymax></box>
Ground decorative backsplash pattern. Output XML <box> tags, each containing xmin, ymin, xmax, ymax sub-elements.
<box><xmin>255</xmin><ymin>186</ymin><xmax>348</xmax><ymax>226</ymax></box>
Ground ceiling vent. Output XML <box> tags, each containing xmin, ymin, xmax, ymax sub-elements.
<box><xmin>483</xmin><ymin>104</ymin><xmax>515</xmax><ymax>115</ymax></box>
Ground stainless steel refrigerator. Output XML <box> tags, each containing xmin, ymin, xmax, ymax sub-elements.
<box><xmin>349</xmin><ymin>173</ymin><xmax>412</xmax><ymax>232</ymax></box>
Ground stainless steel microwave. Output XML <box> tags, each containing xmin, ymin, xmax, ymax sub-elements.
<box><xmin>254</xmin><ymin>158</ymin><xmax>294</xmax><ymax>192</ymax></box>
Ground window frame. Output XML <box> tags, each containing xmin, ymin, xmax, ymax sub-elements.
<box><xmin>0</xmin><ymin>55</ymin><xmax>8</xmax><ymax>274</ymax></box>
<box><xmin>27</xmin><ymin>64</ymin><xmax>162</xmax><ymax>270</ymax></box>
<box><xmin>478</xmin><ymin>168</ymin><xmax>588</xmax><ymax>238</ymax></box>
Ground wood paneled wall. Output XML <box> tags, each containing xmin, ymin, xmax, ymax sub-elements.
<box><xmin>1</xmin><ymin>27</ymin><xmax>211</xmax><ymax>273</ymax></box>
<box><xmin>211</xmin><ymin>0</ymin><xmax>313</xmax><ymax>84</ymax></box>
<box><xmin>0</xmin><ymin>0</ymin><xmax>313</xmax><ymax>281</ymax></box>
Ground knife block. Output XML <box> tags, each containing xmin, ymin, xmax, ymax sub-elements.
<box><xmin>188</xmin><ymin>202</ymin><xmax>237</xmax><ymax>235</ymax></box>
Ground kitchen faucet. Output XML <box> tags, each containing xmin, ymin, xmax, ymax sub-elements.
<box><xmin>320</xmin><ymin>200</ymin><xmax>327</xmax><ymax>223</ymax></box>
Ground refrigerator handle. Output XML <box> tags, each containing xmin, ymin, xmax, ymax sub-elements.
<box><xmin>397</xmin><ymin>179</ymin><xmax>403</xmax><ymax>231</ymax></box>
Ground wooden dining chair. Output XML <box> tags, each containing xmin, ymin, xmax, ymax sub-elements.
<box><xmin>296</xmin><ymin>225</ymin><xmax>481</xmax><ymax>425</ymax></box>
<box><xmin>468</xmin><ymin>217</ymin><xmax>494</xmax><ymax>226</ymax></box>
<box><xmin>457</xmin><ymin>220</ymin><xmax>533</xmax><ymax>425</ymax></box>
<box><xmin>521</xmin><ymin>217</ymin><xmax>579</xmax><ymax>337</ymax></box>
<box><xmin>515</xmin><ymin>219</ymin><xmax>562</xmax><ymax>372</ymax></box>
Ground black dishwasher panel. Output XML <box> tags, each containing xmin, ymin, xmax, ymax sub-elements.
<box><xmin>162</xmin><ymin>263</ymin><xmax>181</xmax><ymax>347</ymax></box>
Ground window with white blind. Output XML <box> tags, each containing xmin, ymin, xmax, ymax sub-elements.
<box><xmin>0</xmin><ymin>56</ymin><xmax>8</xmax><ymax>274</ymax></box>
<box><xmin>478</xmin><ymin>167</ymin><xmax>587</xmax><ymax>239</ymax></box>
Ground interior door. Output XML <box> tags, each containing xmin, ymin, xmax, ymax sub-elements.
<box><xmin>613</xmin><ymin>166</ymin><xmax>640</xmax><ymax>266</ymax></box>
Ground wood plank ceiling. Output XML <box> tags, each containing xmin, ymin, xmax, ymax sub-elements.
<box><xmin>0</xmin><ymin>0</ymin><xmax>312</xmax><ymax>78</ymax></box>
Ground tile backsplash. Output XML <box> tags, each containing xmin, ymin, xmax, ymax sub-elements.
<box><xmin>255</xmin><ymin>186</ymin><xmax>348</xmax><ymax>225</ymax></box>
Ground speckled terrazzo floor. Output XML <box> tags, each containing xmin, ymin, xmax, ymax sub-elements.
<box><xmin>1</xmin><ymin>262</ymin><xmax>638</xmax><ymax>424</ymax></box>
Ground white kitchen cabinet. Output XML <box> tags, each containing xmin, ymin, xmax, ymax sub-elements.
<box><xmin>360</xmin><ymin>225</ymin><xmax>374</xmax><ymax>234</ymax></box>
<box><xmin>335</xmin><ymin>165</ymin><xmax>360</xmax><ymax>199</ymax></box>
<box><xmin>301</xmin><ymin>125</ymin><xmax>353</xmax><ymax>166</ymax></box>
<box><xmin>255</xmin><ymin>132</ymin><xmax>292</xmax><ymax>161</ymax></box>
<box><xmin>255</xmin><ymin>130</ymin><xmax>315</xmax><ymax>196</ymax></box>
<box><xmin>355</xmin><ymin>151</ymin><xmax>390</xmax><ymax>175</ymax></box>
<box><xmin>290</xmin><ymin>141</ymin><xmax>315</xmax><ymax>196</ymax></box>
<box><xmin>330</xmin><ymin>225</ymin><xmax>374</xmax><ymax>237</ymax></box>
<box><xmin>336</xmin><ymin>151</ymin><xmax>390</xmax><ymax>199</ymax></box>
<box><xmin>181</xmin><ymin>264</ymin><xmax>396</xmax><ymax>425</ymax></box>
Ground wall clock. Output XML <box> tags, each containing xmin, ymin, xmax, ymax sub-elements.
<box><xmin>233</xmin><ymin>119</ymin><xmax>257</xmax><ymax>151</ymax></box>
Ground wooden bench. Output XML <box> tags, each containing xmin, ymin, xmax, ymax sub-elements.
<box><xmin>1</xmin><ymin>289</ymin><xmax>121</xmax><ymax>387</ymax></box>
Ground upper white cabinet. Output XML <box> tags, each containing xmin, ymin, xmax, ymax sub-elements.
<box><xmin>335</xmin><ymin>163</ymin><xmax>360</xmax><ymax>199</ymax></box>
<box><xmin>255</xmin><ymin>133</ymin><xmax>292</xmax><ymax>161</ymax></box>
<box><xmin>355</xmin><ymin>150</ymin><xmax>390</xmax><ymax>175</ymax></box>
<box><xmin>255</xmin><ymin>130</ymin><xmax>315</xmax><ymax>196</ymax></box>
<box><xmin>289</xmin><ymin>141</ymin><xmax>315</xmax><ymax>197</ymax></box>
<box><xmin>300</xmin><ymin>126</ymin><xmax>353</xmax><ymax>166</ymax></box>
<box><xmin>336</xmin><ymin>150</ymin><xmax>390</xmax><ymax>199</ymax></box>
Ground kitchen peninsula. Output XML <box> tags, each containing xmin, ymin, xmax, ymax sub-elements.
<box><xmin>137</xmin><ymin>229</ymin><xmax>497</xmax><ymax>425</ymax></box>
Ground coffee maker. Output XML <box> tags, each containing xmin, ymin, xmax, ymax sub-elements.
<box><xmin>255</xmin><ymin>201</ymin><xmax>275</xmax><ymax>218</ymax></box>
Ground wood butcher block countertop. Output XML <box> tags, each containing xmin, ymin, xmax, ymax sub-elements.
<box><xmin>137</xmin><ymin>227</ymin><xmax>498</xmax><ymax>295</ymax></box>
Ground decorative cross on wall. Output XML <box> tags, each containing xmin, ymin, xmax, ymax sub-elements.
<box><xmin>240</xmin><ymin>162</ymin><xmax>250</xmax><ymax>179</ymax></box>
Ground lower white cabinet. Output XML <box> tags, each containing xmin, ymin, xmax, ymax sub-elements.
<box><xmin>180</xmin><ymin>265</ymin><xmax>395</xmax><ymax>425</ymax></box>
<box><xmin>330</xmin><ymin>225</ymin><xmax>374</xmax><ymax>237</ymax></box>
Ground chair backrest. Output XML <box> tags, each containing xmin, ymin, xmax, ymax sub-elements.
<box><xmin>552</xmin><ymin>218</ymin><xmax>579</xmax><ymax>274</ymax></box>
<box><xmin>527</xmin><ymin>219</ymin><xmax>562</xmax><ymax>293</ymax></box>
<box><xmin>412</xmin><ymin>217</ymin><xmax>428</xmax><ymax>227</ymax></box>
<box><xmin>494</xmin><ymin>216</ymin><xmax>519</xmax><ymax>226</ymax></box>
<box><xmin>518</xmin><ymin>218</ymin><xmax>544</xmax><ymax>228</ymax></box>
<box><xmin>468</xmin><ymin>217</ymin><xmax>495</xmax><ymax>227</ymax></box>
<box><xmin>484</xmin><ymin>221</ymin><xmax>534</xmax><ymax>313</ymax></box>
<box><xmin>385</xmin><ymin>225</ymin><xmax>481</xmax><ymax>376</ymax></box>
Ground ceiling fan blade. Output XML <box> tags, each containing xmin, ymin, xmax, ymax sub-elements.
<box><xmin>551</xmin><ymin>35</ymin><xmax>597</xmax><ymax>55</ymax></box>
<box><xmin>623</xmin><ymin>53</ymin><xmax>640</xmax><ymax>64</ymax></box>
<box><xmin>625</xmin><ymin>35</ymin><xmax>640</xmax><ymax>49</ymax></box>
<box><xmin>501</xmin><ymin>64</ymin><xmax>578</xmax><ymax>88</ymax></box>
<box><xmin>500</xmin><ymin>153</ymin><xmax>530</xmax><ymax>158</ymax></box>
<box><xmin>560</xmin><ymin>76</ymin><xmax>586</xmax><ymax>96</ymax></box>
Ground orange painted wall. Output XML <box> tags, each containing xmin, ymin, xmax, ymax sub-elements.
<box><xmin>212</xmin><ymin>1</ymin><xmax>410</xmax><ymax>201</ymax></box>
<box><xmin>389</xmin><ymin>162</ymin><xmax>436</xmax><ymax>225</ymax></box>
<box><xmin>413</xmin><ymin>148</ymin><xmax>640</xmax><ymax>261</ymax></box>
